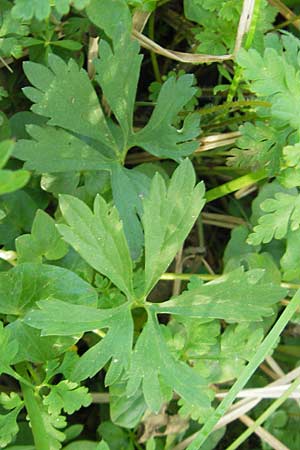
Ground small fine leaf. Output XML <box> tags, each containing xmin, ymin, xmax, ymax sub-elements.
<box><xmin>247</xmin><ymin>192</ymin><xmax>300</xmax><ymax>245</ymax></box>
<box><xmin>0</xmin><ymin>407</ymin><xmax>22</xmax><ymax>448</ymax></box>
<box><xmin>43</xmin><ymin>380</ymin><xmax>92</xmax><ymax>416</ymax></box>
<box><xmin>142</xmin><ymin>159</ymin><xmax>205</xmax><ymax>295</ymax></box>
<box><xmin>156</xmin><ymin>268</ymin><xmax>287</xmax><ymax>321</ymax></box>
<box><xmin>57</xmin><ymin>194</ymin><xmax>134</xmax><ymax>298</ymax></box>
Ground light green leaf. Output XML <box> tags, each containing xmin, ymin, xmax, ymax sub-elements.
<box><xmin>43</xmin><ymin>381</ymin><xmax>92</xmax><ymax>416</ymax></box>
<box><xmin>12</xmin><ymin>0</ymin><xmax>90</xmax><ymax>20</ymax></box>
<box><xmin>13</xmin><ymin>125</ymin><xmax>112</xmax><ymax>173</ymax></box>
<box><xmin>247</xmin><ymin>192</ymin><xmax>300</xmax><ymax>245</ymax></box>
<box><xmin>12</xmin><ymin>0</ymin><xmax>51</xmax><ymax>21</ymax></box>
<box><xmin>142</xmin><ymin>159</ymin><xmax>205</xmax><ymax>295</ymax></box>
<box><xmin>0</xmin><ymin>392</ymin><xmax>23</xmax><ymax>411</ymax></box>
<box><xmin>134</xmin><ymin>76</ymin><xmax>200</xmax><ymax>159</ymax></box>
<box><xmin>0</xmin><ymin>169</ymin><xmax>30</xmax><ymax>195</ymax></box>
<box><xmin>281</xmin><ymin>228</ymin><xmax>300</xmax><ymax>281</ymax></box>
<box><xmin>57</xmin><ymin>194</ymin><xmax>134</xmax><ymax>298</ymax></box>
<box><xmin>23</xmin><ymin>55</ymin><xmax>118</xmax><ymax>154</ymax></box>
<box><xmin>16</xmin><ymin>209</ymin><xmax>68</xmax><ymax>263</ymax></box>
<box><xmin>0</xmin><ymin>407</ymin><xmax>22</xmax><ymax>448</ymax></box>
<box><xmin>126</xmin><ymin>311</ymin><xmax>210</xmax><ymax>413</ymax></box>
<box><xmin>0</xmin><ymin>140</ymin><xmax>13</xmax><ymax>168</ymax></box>
<box><xmin>237</xmin><ymin>42</ymin><xmax>300</xmax><ymax>131</ymax></box>
<box><xmin>156</xmin><ymin>268</ymin><xmax>286</xmax><ymax>321</ymax></box>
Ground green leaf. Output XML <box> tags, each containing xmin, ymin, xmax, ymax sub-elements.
<box><xmin>0</xmin><ymin>322</ymin><xmax>18</xmax><ymax>376</ymax></box>
<box><xmin>247</xmin><ymin>191</ymin><xmax>300</xmax><ymax>245</ymax></box>
<box><xmin>86</xmin><ymin>0</ymin><xmax>131</xmax><ymax>42</ymax></box>
<box><xmin>0</xmin><ymin>190</ymin><xmax>39</xmax><ymax>248</ymax></box>
<box><xmin>126</xmin><ymin>311</ymin><xmax>210</xmax><ymax>413</ymax></box>
<box><xmin>16</xmin><ymin>209</ymin><xmax>68</xmax><ymax>263</ymax></box>
<box><xmin>25</xmin><ymin>299</ymin><xmax>133</xmax><ymax>385</ymax></box>
<box><xmin>94</xmin><ymin>34</ymin><xmax>142</xmax><ymax>149</ymax></box>
<box><xmin>0</xmin><ymin>263</ymin><xmax>97</xmax><ymax>316</ymax></box>
<box><xmin>25</xmin><ymin>300</ymin><xmax>133</xmax><ymax>385</ymax></box>
<box><xmin>0</xmin><ymin>407</ymin><xmax>22</xmax><ymax>448</ymax></box>
<box><xmin>43</xmin><ymin>381</ymin><xmax>92</xmax><ymax>416</ymax></box>
<box><xmin>237</xmin><ymin>40</ymin><xmax>300</xmax><ymax>131</ymax></box>
<box><xmin>98</xmin><ymin>421</ymin><xmax>133</xmax><ymax>450</ymax></box>
<box><xmin>57</xmin><ymin>194</ymin><xmax>134</xmax><ymax>298</ymax></box>
<box><xmin>12</xmin><ymin>0</ymin><xmax>51</xmax><ymax>21</ymax></box>
<box><xmin>156</xmin><ymin>268</ymin><xmax>286</xmax><ymax>321</ymax></box>
<box><xmin>280</xmin><ymin>229</ymin><xmax>300</xmax><ymax>281</ymax></box>
<box><xmin>0</xmin><ymin>392</ymin><xmax>23</xmax><ymax>411</ymax></box>
<box><xmin>142</xmin><ymin>159</ymin><xmax>205</xmax><ymax>295</ymax></box>
<box><xmin>109</xmin><ymin>381</ymin><xmax>146</xmax><ymax>428</ymax></box>
<box><xmin>134</xmin><ymin>76</ymin><xmax>200</xmax><ymax>159</ymax></box>
<box><xmin>50</xmin><ymin>40</ymin><xmax>82</xmax><ymax>51</ymax></box>
<box><xmin>71</xmin><ymin>303</ymin><xmax>133</xmax><ymax>385</ymax></box>
<box><xmin>12</xmin><ymin>0</ymin><xmax>90</xmax><ymax>20</ymax></box>
<box><xmin>7</xmin><ymin>321</ymin><xmax>76</xmax><ymax>364</ymax></box>
<box><xmin>13</xmin><ymin>125</ymin><xmax>112</xmax><ymax>173</ymax></box>
<box><xmin>0</xmin><ymin>140</ymin><xmax>13</xmax><ymax>168</ymax></box>
<box><xmin>23</xmin><ymin>55</ymin><xmax>118</xmax><ymax>154</ymax></box>
<box><xmin>111</xmin><ymin>165</ymin><xmax>150</xmax><ymax>259</ymax></box>
<box><xmin>227</xmin><ymin>121</ymin><xmax>287</xmax><ymax>174</ymax></box>
<box><xmin>0</xmin><ymin>169</ymin><xmax>30</xmax><ymax>195</ymax></box>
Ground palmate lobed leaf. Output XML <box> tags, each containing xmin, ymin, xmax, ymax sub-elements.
<box><xmin>155</xmin><ymin>268</ymin><xmax>287</xmax><ymax>321</ymax></box>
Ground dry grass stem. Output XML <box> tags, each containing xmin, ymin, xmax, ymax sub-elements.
<box><xmin>239</xmin><ymin>414</ymin><xmax>289</xmax><ymax>450</ymax></box>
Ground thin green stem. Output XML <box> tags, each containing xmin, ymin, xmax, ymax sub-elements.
<box><xmin>226</xmin><ymin>376</ymin><xmax>300</xmax><ymax>450</ymax></box>
<box><xmin>148</xmin><ymin>12</ymin><xmax>162</xmax><ymax>83</ymax></box>
<box><xmin>227</xmin><ymin>0</ymin><xmax>262</xmax><ymax>102</ymax></box>
<box><xmin>186</xmin><ymin>289</ymin><xmax>300</xmax><ymax>450</ymax></box>
<box><xmin>198</xmin><ymin>99</ymin><xmax>270</xmax><ymax>116</ymax></box>
<box><xmin>205</xmin><ymin>169</ymin><xmax>268</xmax><ymax>203</ymax></box>
<box><xmin>18</xmin><ymin>365</ymin><xmax>50</xmax><ymax>450</ymax></box>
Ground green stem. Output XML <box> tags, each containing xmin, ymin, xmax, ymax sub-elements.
<box><xmin>186</xmin><ymin>289</ymin><xmax>300</xmax><ymax>450</ymax></box>
<box><xmin>205</xmin><ymin>169</ymin><xmax>268</xmax><ymax>203</ymax></box>
<box><xmin>198</xmin><ymin>99</ymin><xmax>270</xmax><ymax>116</ymax></box>
<box><xmin>226</xmin><ymin>375</ymin><xmax>300</xmax><ymax>450</ymax></box>
<box><xmin>18</xmin><ymin>365</ymin><xmax>50</xmax><ymax>450</ymax></box>
<box><xmin>148</xmin><ymin>12</ymin><xmax>162</xmax><ymax>83</ymax></box>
